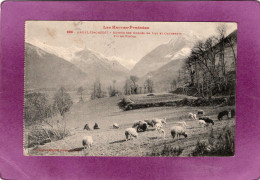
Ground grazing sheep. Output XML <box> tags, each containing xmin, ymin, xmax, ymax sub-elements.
<box><xmin>154</xmin><ymin>123</ymin><xmax>165</xmax><ymax>139</ymax></box>
<box><xmin>198</xmin><ymin>120</ymin><xmax>208</xmax><ymax>127</ymax></box>
<box><xmin>198</xmin><ymin>109</ymin><xmax>204</xmax><ymax>115</ymax></box>
<box><xmin>231</xmin><ymin>109</ymin><xmax>235</xmax><ymax>118</ymax></box>
<box><xmin>82</xmin><ymin>136</ymin><xmax>93</xmax><ymax>149</ymax></box>
<box><xmin>218</xmin><ymin>110</ymin><xmax>229</xmax><ymax>120</ymax></box>
<box><xmin>144</xmin><ymin>120</ymin><xmax>154</xmax><ymax>127</ymax></box>
<box><xmin>125</xmin><ymin>128</ymin><xmax>138</xmax><ymax>141</ymax></box>
<box><xmin>132</xmin><ymin>120</ymin><xmax>146</xmax><ymax>128</ymax></box>
<box><xmin>154</xmin><ymin>122</ymin><xmax>163</xmax><ymax>130</ymax></box>
<box><xmin>132</xmin><ymin>120</ymin><xmax>145</xmax><ymax>128</ymax></box>
<box><xmin>157</xmin><ymin>128</ymin><xmax>165</xmax><ymax>139</ymax></box>
<box><xmin>199</xmin><ymin>117</ymin><xmax>214</xmax><ymax>125</ymax></box>
<box><xmin>170</xmin><ymin>126</ymin><xmax>188</xmax><ymax>140</ymax></box>
<box><xmin>152</xmin><ymin>118</ymin><xmax>167</xmax><ymax>126</ymax></box>
<box><xmin>132</xmin><ymin>122</ymin><xmax>140</xmax><ymax>128</ymax></box>
<box><xmin>83</xmin><ymin>124</ymin><xmax>91</xmax><ymax>131</ymax></box>
<box><xmin>189</xmin><ymin>113</ymin><xmax>198</xmax><ymax>121</ymax></box>
<box><xmin>176</xmin><ymin>121</ymin><xmax>187</xmax><ymax>129</ymax></box>
<box><xmin>176</xmin><ymin>121</ymin><xmax>187</xmax><ymax>128</ymax></box>
<box><xmin>93</xmin><ymin>123</ymin><xmax>100</xmax><ymax>129</ymax></box>
<box><xmin>137</xmin><ymin>122</ymin><xmax>148</xmax><ymax>132</ymax></box>
<box><xmin>113</xmin><ymin>123</ymin><xmax>120</xmax><ymax>129</ymax></box>
<box><xmin>188</xmin><ymin>112</ymin><xmax>194</xmax><ymax>119</ymax></box>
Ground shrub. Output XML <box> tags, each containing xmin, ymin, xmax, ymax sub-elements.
<box><xmin>210</xmin><ymin>126</ymin><xmax>234</xmax><ymax>156</ymax></box>
<box><xmin>191</xmin><ymin>126</ymin><xmax>234</xmax><ymax>156</ymax></box>
<box><xmin>148</xmin><ymin>145</ymin><xmax>184</xmax><ymax>157</ymax></box>
<box><xmin>191</xmin><ymin>141</ymin><xmax>210</xmax><ymax>156</ymax></box>
<box><xmin>25</xmin><ymin>126</ymin><xmax>71</xmax><ymax>148</ymax></box>
<box><xmin>182</xmin><ymin>97</ymin><xmax>189</xmax><ymax>105</ymax></box>
<box><xmin>117</xmin><ymin>97</ymin><xmax>134</xmax><ymax>110</ymax></box>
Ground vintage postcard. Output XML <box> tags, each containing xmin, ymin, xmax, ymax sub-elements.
<box><xmin>24</xmin><ymin>21</ymin><xmax>237</xmax><ymax>156</ymax></box>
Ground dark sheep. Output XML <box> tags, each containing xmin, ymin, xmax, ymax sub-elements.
<box><xmin>93</xmin><ymin>123</ymin><xmax>100</xmax><ymax>130</ymax></box>
<box><xmin>231</xmin><ymin>109</ymin><xmax>235</xmax><ymax>118</ymax></box>
<box><xmin>144</xmin><ymin>120</ymin><xmax>154</xmax><ymax>127</ymax></box>
<box><xmin>83</xmin><ymin>124</ymin><xmax>91</xmax><ymax>130</ymax></box>
<box><xmin>137</xmin><ymin>123</ymin><xmax>148</xmax><ymax>132</ymax></box>
<box><xmin>218</xmin><ymin>110</ymin><xmax>229</xmax><ymax>120</ymax></box>
<box><xmin>199</xmin><ymin>117</ymin><xmax>214</xmax><ymax>125</ymax></box>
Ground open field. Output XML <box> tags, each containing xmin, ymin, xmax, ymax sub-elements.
<box><xmin>25</xmin><ymin>94</ymin><xmax>235</xmax><ymax>156</ymax></box>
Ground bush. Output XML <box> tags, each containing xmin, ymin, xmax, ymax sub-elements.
<box><xmin>148</xmin><ymin>145</ymin><xmax>184</xmax><ymax>156</ymax></box>
<box><xmin>191</xmin><ymin>126</ymin><xmax>235</xmax><ymax>156</ymax></box>
<box><xmin>117</xmin><ymin>97</ymin><xmax>134</xmax><ymax>110</ymax></box>
<box><xmin>182</xmin><ymin>97</ymin><xmax>189</xmax><ymax>105</ymax></box>
<box><xmin>25</xmin><ymin>126</ymin><xmax>71</xmax><ymax>148</ymax></box>
<box><xmin>210</xmin><ymin>126</ymin><xmax>234</xmax><ymax>156</ymax></box>
<box><xmin>191</xmin><ymin>141</ymin><xmax>210</xmax><ymax>156</ymax></box>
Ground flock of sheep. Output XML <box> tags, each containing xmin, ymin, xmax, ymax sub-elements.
<box><xmin>82</xmin><ymin>109</ymin><xmax>235</xmax><ymax>150</ymax></box>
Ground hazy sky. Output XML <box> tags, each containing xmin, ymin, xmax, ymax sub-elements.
<box><xmin>25</xmin><ymin>21</ymin><xmax>237</xmax><ymax>69</ymax></box>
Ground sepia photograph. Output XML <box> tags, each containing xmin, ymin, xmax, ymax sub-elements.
<box><xmin>24</xmin><ymin>21</ymin><xmax>237</xmax><ymax>156</ymax></box>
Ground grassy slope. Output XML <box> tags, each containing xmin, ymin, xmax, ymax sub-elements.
<box><xmin>26</xmin><ymin>94</ymin><xmax>235</xmax><ymax>156</ymax></box>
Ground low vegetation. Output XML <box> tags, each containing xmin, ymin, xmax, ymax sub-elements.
<box><xmin>24</xmin><ymin>87</ymin><xmax>73</xmax><ymax>148</ymax></box>
<box><xmin>118</xmin><ymin>95</ymin><xmax>235</xmax><ymax>111</ymax></box>
<box><xmin>191</xmin><ymin>125</ymin><xmax>235</xmax><ymax>156</ymax></box>
<box><xmin>148</xmin><ymin>145</ymin><xmax>184</xmax><ymax>157</ymax></box>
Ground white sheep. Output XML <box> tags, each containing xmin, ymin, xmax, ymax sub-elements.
<box><xmin>113</xmin><ymin>123</ymin><xmax>120</xmax><ymax>129</ymax></box>
<box><xmin>154</xmin><ymin>122</ymin><xmax>163</xmax><ymax>130</ymax></box>
<box><xmin>157</xmin><ymin>128</ymin><xmax>165</xmax><ymax>139</ymax></box>
<box><xmin>198</xmin><ymin>120</ymin><xmax>208</xmax><ymax>128</ymax></box>
<box><xmin>125</xmin><ymin>128</ymin><xmax>138</xmax><ymax>141</ymax></box>
<box><xmin>176</xmin><ymin>121</ymin><xmax>187</xmax><ymax>128</ymax></box>
<box><xmin>82</xmin><ymin>136</ymin><xmax>93</xmax><ymax>149</ymax></box>
<box><xmin>188</xmin><ymin>113</ymin><xmax>198</xmax><ymax>121</ymax></box>
<box><xmin>152</xmin><ymin>118</ymin><xmax>167</xmax><ymax>126</ymax></box>
<box><xmin>170</xmin><ymin>126</ymin><xmax>188</xmax><ymax>140</ymax></box>
<box><xmin>154</xmin><ymin>123</ymin><xmax>165</xmax><ymax>139</ymax></box>
<box><xmin>188</xmin><ymin>112</ymin><xmax>194</xmax><ymax>119</ymax></box>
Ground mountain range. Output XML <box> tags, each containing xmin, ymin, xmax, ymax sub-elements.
<box><xmin>25</xmin><ymin>43</ymin><xmax>129</xmax><ymax>90</ymax></box>
<box><xmin>25</xmin><ymin>43</ymin><xmax>87</xmax><ymax>90</ymax></box>
<box><xmin>130</xmin><ymin>32</ymin><xmax>200</xmax><ymax>77</ymax></box>
<box><xmin>25</xmin><ymin>30</ymin><xmax>237</xmax><ymax>92</ymax></box>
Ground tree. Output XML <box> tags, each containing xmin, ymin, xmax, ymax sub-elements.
<box><xmin>108</xmin><ymin>85</ymin><xmax>119</xmax><ymax>97</ymax></box>
<box><xmin>130</xmin><ymin>76</ymin><xmax>139</xmax><ymax>94</ymax></box>
<box><xmin>217</xmin><ymin>24</ymin><xmax>228</xmax><ymax>89</ymax></box>
<box><xmin>130</xmin><ymin>76</ymin><xmax>139</xmax><ymax>85</ymax></box>
<box><xmin>171</xmin><ymin>79</ymin><xmax>177</xmax><ymax>91</ymax></box>
<box><xmin>77</xmin><ymin>86</ymin><xmax>84</xmax><ymax>103</ymax></box>
<box><xmin>113</xmin><ymin>80</ymin><xmax>117</xmax><ymax>89</ymax></box>
<box><xmin>226</xmin><ymin>33</ymin><xmax>237</xmax><ymax>68</ymax></box>
<box><xmin>144</xmin><ymin>78</ymin><xmax>154</xmax><ymax>93</ymax></box>
<box><xmin>24</xmin><ymin>92</ymin><xmax>52</xmax><ymax>125</ymax></box>
<box><xmin>53</xmin><ymin>87</ymin><xmax>73</xmax><ymax>118</ymax></box>
<box><xmin>91</xmin><ymin>79</ymin><xmax>106</xmax><ymax>99</ymax></box>
<box><xmin>124</xmin><ymin>79</ymin><xmax>133</xmax><ymax>95</ymax></box>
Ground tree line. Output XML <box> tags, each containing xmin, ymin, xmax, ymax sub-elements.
<box><xmin>171</xmin><ymin>25</ymin><xmax>237</xmax><ymax>97</ymax></box>
<box><xmin>89</xmin><ymin>76</ymin><xmax>154</xmax><ymax>100</ymax></box>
